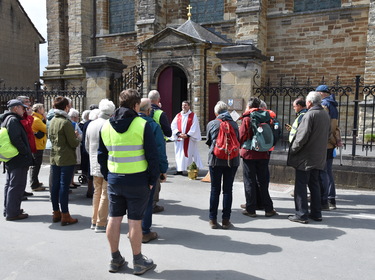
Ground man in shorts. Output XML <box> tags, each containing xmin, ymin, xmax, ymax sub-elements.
<box><xmin>98</xmin><ymin>89</ymin><xmax>159</xmax><ymax>275</ymax></box>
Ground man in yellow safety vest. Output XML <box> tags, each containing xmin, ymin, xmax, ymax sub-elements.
<box><xmin>98</xmin><ymin>89</ymin><xmax>159</xmax><ymax>276</ymax></box>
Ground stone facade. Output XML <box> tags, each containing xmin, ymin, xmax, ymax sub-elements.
<box><xmin>0</xmin><ymin>0</ymin><xmax>45</xmax><ymax>88</ymax></box>
<box><xmin>43</xmin><ymin>0</ymin><xmax>374</xmax><ymax>127</ymax></box>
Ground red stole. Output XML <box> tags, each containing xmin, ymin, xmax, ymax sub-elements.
<box><xmin>177</xmin><ymin>112</ymin><xmax>194</xmax><ymax>157</ymax></box>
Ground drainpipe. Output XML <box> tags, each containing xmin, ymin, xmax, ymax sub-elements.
<box><xmin>203</xmin><ymin>42</ymin><xmax>212</xmax><ymax>129</ymax></box>
<box><xmin>92</xmin><ymin>0</ymin><xmax>97</xmax><ymax>56</ymax></box>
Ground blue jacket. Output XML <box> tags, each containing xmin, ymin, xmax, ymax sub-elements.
<box><xmin>321</xmin><ymin>94</ymin><xmax>338</xmax><ymax>119</ymax></box>
<box><xmin>139</xmin><ymin>113</ymin><xmax>168</xmax><ymax>174</ymax></box>
<box><xmin>98</xmin><ymin>107</ymin><xmax>159</xmax><ymax>187</ymax></box>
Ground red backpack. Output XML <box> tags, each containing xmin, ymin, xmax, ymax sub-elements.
<box><xmin>213</xmin><ymin>119</ymin><xmax>240</xmax><ymax>164</ymax></box>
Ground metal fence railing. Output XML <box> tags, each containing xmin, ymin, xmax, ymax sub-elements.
<box><xmin>253</xmin><ymin>75</ymin><xmax>375</xmax><ymax>157</ymax></box>
<box><xmin>0</xmin><ymin>84</ymin><xmax>86</xmax><ymax>114</ymax></box>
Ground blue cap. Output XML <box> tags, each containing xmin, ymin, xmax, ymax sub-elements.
<box><xmin>7</xmin><ymin>99</ymin><xmax>28</xmax><ymax>108</ymax></box>
<box><xmin>316</xmin><ymin>85</ymin><xmax>329</xmax><ymax>93</ymax></box>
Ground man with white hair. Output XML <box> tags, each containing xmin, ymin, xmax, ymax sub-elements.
<box><xmin>85</xmin><ymin>99</ymin><xmax>116</xmax><ymax>233</ymax></box>
<box><xmin>148</xmin><ymin>90</ymin><xmax>171</xmax><ymax>213</ymax></box>
<box><xmin>287</xmin><ymin>91</ymin><xmax>330</xmax><ymax>224</ymax></box>
<box><xmin>138</xmin><ymin>98</ymin><xmax>168</xmax><ymax>242</ymax></box>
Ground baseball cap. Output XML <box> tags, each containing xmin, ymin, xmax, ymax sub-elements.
<box><xmin>7</xmin><ymin>99</ymin><xmax>28</xmax><ymax>108</ymax></box>
<box><xmin>316</xmin><ymin>85</ymin><xmax>330</xmax><ymax>93</ymax></box>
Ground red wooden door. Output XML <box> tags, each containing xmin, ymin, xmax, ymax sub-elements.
<box><xmin>157</xmin><ymin>67</ymin><xmax>173</xmax><ymax>122</ymax></box>
<box><xmin>208</xmin><ymin>83</ymin><xmax>219</xmax><ymax>121</ymax></box>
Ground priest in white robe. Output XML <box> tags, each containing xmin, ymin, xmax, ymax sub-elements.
<box><xmin>171</xmin><ymin>101</ymin><xmax>203</xmax><ymax>175</ymax></box>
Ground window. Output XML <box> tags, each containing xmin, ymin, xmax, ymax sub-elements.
<box><xmin>109</xmin><ymin>0</ymin><xmax>135</xmax><ymax>33</ymax></box>
<box><xmin>190</xmin><ymin>0</ymin><xmax>224</xmax><ymax>23</ymax></box>
<box><xmin>294</xmin><ymin>0</ymin><xmax>341</xmax><ymax>12</ymax></box>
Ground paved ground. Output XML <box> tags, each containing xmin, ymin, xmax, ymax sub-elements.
<box><xmin>1</xmin><ymin>141</ymin><xmax>375</xmax><ymax>280</ymax></box>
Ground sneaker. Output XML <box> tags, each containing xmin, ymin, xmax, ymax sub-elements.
<box><xmin>109</xmin><ymin>256</ymin><xmax>126</xmax><ymax>273</ymax></box>
<box><xmin>90</xmin><ymin>223</ymin><xmax>96</xmax><ymax>230</ymax></box>
<box><xmin>265</xmin><ymin>210</ymin><xmax>278</xmax><ymax>217</ymax></box>
<box><xmin>288</xmin><ymin>215</ymin><xmax>308</xmax><ymax>224</ymax></box>
<box><xmin>95</xmin><ymin>226</ymin><xmax>106</xmax><ymax>233</ymax></box>
<box><xmin>133</xmin><ymin>255</ymin><xmax>156</xmax><ymax>275</ymax></box>
<box><xmin>152</xmin><ymin>205</ymin><xmax>164</xmax><ymax>214</ymax></box>
<box><xmin>240</xmin><ymin>204</ymin><xmax>246</xmax><ymax>209</ymax></box>
<box><xmin>209</xmin><ymin>219</ymin><xmax>219</xmax><ymax>229</ymax></box>
<box><xmin>329</xmin><ymin>202</ymin><xmax>337</xmax><ymax>210</ymax></box>
<box><xmin>242</xmin><ymin>210</ymin><xmax>257</xmax><ymax>218</ymax></box>
<box><xmin>142</xmin><ymin>232</ymin><xmax>158</xmax><ymax>243</ymax></box>
<box><xmin>32</xmin><ymin>186</ymin><xmax>46</xmax><ymax>192</ymax></box>
<box><xmin>222</xmin><ymin>219</ymin><xmax>232</xmax><ymax>230</ymax></box>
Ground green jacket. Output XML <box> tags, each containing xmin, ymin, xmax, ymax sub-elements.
<box><xmin>48</xmin><ymin>109</ymin><xmax>80</xmax><ymax>166</ymax></box>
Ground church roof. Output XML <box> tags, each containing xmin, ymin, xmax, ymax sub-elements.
<box><xmin>176</xmin><ymin>20</ymin><xmax>230</xmax><ymax>45</ymax></box>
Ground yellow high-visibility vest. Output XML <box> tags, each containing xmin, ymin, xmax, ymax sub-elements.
<box><xmin>289</xmin><ymin>112</ymin><xmax>306</xmax><ymax>143</ymax></box>
<box><xmin>101</xmin><ymin>117</ymin><xmax>147</xmax><ymax>174</ymax></box>
<box><xmin>152</xmin><ymin>109</ymin><xmax>168</xmax><ymax>141</ymax></box>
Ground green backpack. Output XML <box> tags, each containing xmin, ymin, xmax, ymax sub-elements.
<box><xmin>242</xmin><ymin>110</ymin><xmax>274</xmax><ymax>152</ymax></box>
<box><xmin>0</xmin><ymin>117</ymin><xmax>19</xmax><ymax>162</ymax></box>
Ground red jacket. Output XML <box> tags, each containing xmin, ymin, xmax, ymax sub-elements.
<box><xmin>239</xmin><ymin>108</ymin><xmax>270</xmax><ymax>160</ymax></box>
<box><xmin>20</xmin><ymin>112</ymin><xmax>37</xmax><ymax>153</ymax></box>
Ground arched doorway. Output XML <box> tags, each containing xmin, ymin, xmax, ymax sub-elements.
<box><xmin>157</xmin><ymin>66</ymin><xmax>188</xmax><ymax>122</ymax></box>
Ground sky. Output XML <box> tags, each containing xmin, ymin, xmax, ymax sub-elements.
<box><xmin>18</xmin><ymin>0</ymin><xmax>47</xmax><ymax>76</ymax></box>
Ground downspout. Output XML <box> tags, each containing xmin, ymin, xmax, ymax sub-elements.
<box><xmin>203</xmin><ymin>42</ymin><xmax>212</xmax><ymax>130</ymax></box>
<box><xmin>92</xmin><ymin>0</ymin><xmax>97</xmax><ymax>56</ymax></box>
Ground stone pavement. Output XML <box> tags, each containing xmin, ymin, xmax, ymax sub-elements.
<box><xmin>1</xmin><ymin>142</ymin><xmax>375</xmax><ymax>280</ymax></box>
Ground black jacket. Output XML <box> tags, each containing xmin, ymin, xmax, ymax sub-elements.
<box><xmin>1</xmin><ymin>112</ymin><xmax>33</xmax><ymax>170</ymax></box>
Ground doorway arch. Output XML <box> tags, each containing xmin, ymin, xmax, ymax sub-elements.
<box><xmin>157</xmin><ymin>66</ymin><xmax>188</xmax><ymax>122</ymax></box>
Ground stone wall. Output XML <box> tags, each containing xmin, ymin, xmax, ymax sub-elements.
<box><xmin>265</xmin><ymin>4</ymin><xmax>369</xmax><ymax>84</ymax></box>
<box><xmin>0</xmin><ymin>0</ymin><xmax>42</xmax><ymax>88</ymax></box>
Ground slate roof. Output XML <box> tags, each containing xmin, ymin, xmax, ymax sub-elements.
<box><xmin>176</xmin><ymin>20</ymin><xmax>231</xmax><ymax>45</ymax></box>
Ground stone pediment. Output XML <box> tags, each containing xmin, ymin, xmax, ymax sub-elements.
<box><xmin>140</xmin><ymin>20</ymin><xmax>232</xmax><ymax>50</ymax></box>
<box><xmin>153</xmin><ymin>31</ymin><xmax>199</xmax><ymax>49</ymax></box>
<box><xmin>140</xmin><ymin>27</ymin><xmax>203</xmax><ymax>50</ymax></box>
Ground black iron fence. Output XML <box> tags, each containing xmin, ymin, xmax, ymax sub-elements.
<box><xmin>0</xmin><ymin>84</ymin><xmax>86</xmax><ymax>114</ymax></box>
<box><xmin>109</xmin><ymin>65</ymin><xmax>144</xmax><ymax>107</ymax></box>
<box><xmin>253</xmin><ymin>75</ymin><xmax>375</xmax><ymax>157</ymax></box>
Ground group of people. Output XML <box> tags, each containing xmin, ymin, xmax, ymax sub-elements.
<box><xmin>1</xmin><ymin>84</ymin><xmax>342</xmax><ymax>276</ymax></box>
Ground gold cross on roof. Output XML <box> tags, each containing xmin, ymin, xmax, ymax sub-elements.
<box><xmin>187</xmin><ymin>4</ymin><xmax>192</xmax><ymax>20</ymax></box>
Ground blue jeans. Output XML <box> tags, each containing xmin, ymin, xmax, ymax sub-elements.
<box><xmin>242</xmin><ymin>159</ymin><xmax>273</xmax><ymax>213</ymax></box>
<box><xmin>209</xmin><ymin>165</ymin><xmax>238</xmax><ymax>221</ymax></box>
<box><xmin>51</xmin><ymin>165</ymin><xmax>74</xmax><ymax>213</ymax></box>
<box><xmin>142</xmin><ymin>179</ymin><xmax>157</xmax><ymax>234</ymax></box>
<box><xmin>326</xmin><ymin>158</ymin><xmax>336</xmax><ymax>201</ymax></box>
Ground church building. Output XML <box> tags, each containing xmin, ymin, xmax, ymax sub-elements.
<box><xmin>42</xmin><ymin>0</ymin><xmax>374</xmax><ymax>128</ymax></box>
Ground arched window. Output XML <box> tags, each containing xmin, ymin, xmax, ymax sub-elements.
<box><xmin>109</xmin><ymin>0</ymin><xmax>135</xmax><ymax>33</ymax></box>
<box><xmin>190</xmin><ymin>0</ymin><xmax>224</xmax><ymax>24</ymax></box>
<box><xmin>294</xmin><ymin>0</ymin><xmax>341</xmax><ymax>13</ymax></box>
